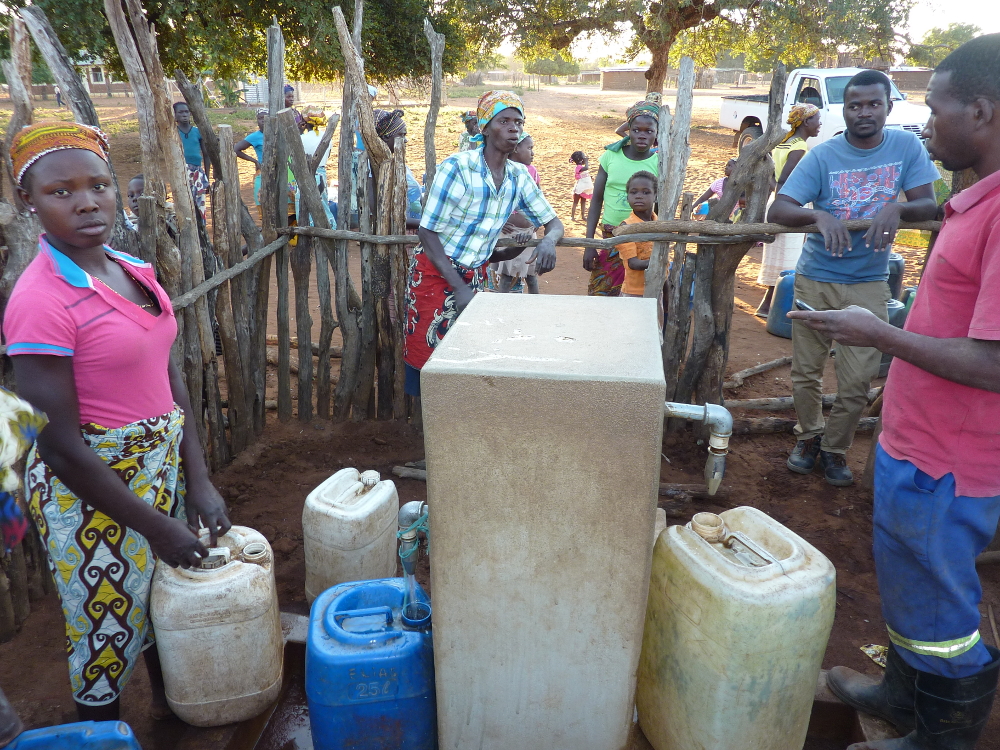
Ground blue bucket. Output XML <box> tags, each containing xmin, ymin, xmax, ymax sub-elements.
<box><xmin>5</xmin><ymin>721</ymin><xmax>141</xmax><ymax>749</ymax></box>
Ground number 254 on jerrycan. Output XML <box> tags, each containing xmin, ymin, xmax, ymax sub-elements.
<box><xmin>636</xmin><ymin>507</ymin><xmax>836</xmax><ymax>750</ymax></box>
<box><xmin>307</xmin><ymin>578</ymin><xmax>436</xmax><ymax>750</ymax></box>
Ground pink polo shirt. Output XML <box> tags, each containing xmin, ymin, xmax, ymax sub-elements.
<box><xmin>880</xmin><ymin>169</ymin><xmax>1000</xmax><ymax>497</ymax></box>
<box><xmin>3</xmin><ymin>236</ymin><xmax>177</xmax><ymax>428</ymax></box>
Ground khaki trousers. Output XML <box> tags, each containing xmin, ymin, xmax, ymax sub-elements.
<box><xmin>791</xmin><ymin>275</ymin><xmax>890</xmax><ymax>453</ymax></box>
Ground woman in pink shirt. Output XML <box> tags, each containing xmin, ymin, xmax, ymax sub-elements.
<box><xmin>2</xmin><ymin>121</ymin><xmax>230</xmax><ymax>723</ymax></box>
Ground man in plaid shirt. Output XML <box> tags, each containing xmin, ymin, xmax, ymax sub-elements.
<box><xmin>404</xmin><ymin>90</ymin><xmax>564</xmax><ymax>396</ymax></box>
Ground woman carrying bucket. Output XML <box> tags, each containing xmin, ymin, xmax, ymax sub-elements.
<box><xmin>2</xmin><ymin>121</ymin><xmax>231</xmax><ymax>723</ymax></box>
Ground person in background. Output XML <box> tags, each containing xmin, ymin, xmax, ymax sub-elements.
<box><xmin>173</xmin><ymin>101</ymin><xmax>209</xmax><ymax>220</ymax></box>
<box><xmin>54</xmin><ymin>84</ymin><xmax>62</xmax><ymax>108</ymax></box>
<box><xmin>614</xmin><ymin>92</ymin><xmax>662</xmax><ymax>138</ymax></box>
<box><xmin>3</xmin><ymin>120</ymin><xmax>230</xmax><ymax>723</ymax></box>
<box><xmin>125</xmin><ymin>174</ymin><xmax>177</xmax><ymax>241</ymax></box>
<box><xmin>617</xmin><ymin>171</ymin><xmax>658</xmax><ymax>297</ymax></box>
<box><xmin>298</xmin><ymin>105</ymin><xmax>335</xmax><ymax>226</ymax></box>
<box><xmin>494</xmin><ymin>133</ymin><xmax>543</xmax><ymax>294</ymax></box>
<box><xmin>458</xmin><ymin>110</ymin><xmax>480</xmax><ymax>152</ymax></box>
<box><xmin>284</xmin><ymin>83</ymin><xmax>304</xmax><ymax>131</ymax></box>
<box><xmin>793</xmin><ymin>35</ymin><xmax>1000</xmax><ymax>750</ymax></box>
<box><xmin>756</xmin><ymin>104</ymin><xmax>822</xmax><ymax>317</ymax></box>
<box><xmin>371</xmin><ymin>108</ymin><xmax>422</xmax><ymax>231</ymax></box>
<box><xmin>569</xmin><ymin>151</ymin><xmax>593</xmax><ymax>222</ymax></box>
<box><xmin>235</xmin><ymin>108</ymin><xmax>267</xmax><ymax>207</ymax></box>
<box><xmin>585</xmin><ymin>99</ymin><xmax>659</xmax><ymax>296</ymax></box>
<box><xmin>769</xmin><ymin>69</ymin><xmax>940</xmax><ymax>487</ymax></box>
<box><xmin>693</xmin><ymin>158</ymin><xmax>736</xmax><ymax>212</ymax></box>
<box><xmin>405</xmin><ymin>90</ymin><xmax>563</xmax><ymax>399</ymax></box>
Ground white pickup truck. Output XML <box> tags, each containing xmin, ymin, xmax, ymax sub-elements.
<box><xmin>719</xmin><ymin>68</ymin><xmax>932</xmax><ymax>150</ymax></box>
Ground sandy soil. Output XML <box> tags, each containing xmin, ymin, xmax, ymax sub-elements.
<box><xmin>0</xmin><ymin>91</ymin><xmax>972</xmax><ymax>750</ymax></box>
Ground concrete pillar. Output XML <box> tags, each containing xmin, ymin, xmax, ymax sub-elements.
<box><xmin>422</xmin><ymin>294</ymin><xmax>666</xmax><ymax>750</ymax></box>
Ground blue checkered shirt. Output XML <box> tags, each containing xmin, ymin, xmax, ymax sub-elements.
<box><xmin>419</xmin><ymin>148</ymin><xmax>557</xmax><ymax>268</ymax></box>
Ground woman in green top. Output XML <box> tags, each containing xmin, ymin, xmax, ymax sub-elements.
<box><xmin>756</xmin><ymin>103</ymin><xmax>821</xmax><ymax>316</ymax></box>
<box><xmin>584</xmin><ymin>100</ymin><xmax>659</xmax><ymax>296</ymax></box>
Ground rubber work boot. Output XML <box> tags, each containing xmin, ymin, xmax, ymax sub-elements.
<box><xmin>820</xmin><ymin>450</ymin><xmax>854</xmax><ymax>486</ymax></box>
<box><xmin>827</xmin><ymin>643</ymin><xmax>918</xmax><ymax>735</ymax></box>
<box><xmin>787</xmin><ymin>435</ymin><xmax>822</xmax><ymax>474</ymax></box>
<box><xmin>847</xmin><ymin>645</ymin><xmax>1000</xmax><ymax>749</ymax></box>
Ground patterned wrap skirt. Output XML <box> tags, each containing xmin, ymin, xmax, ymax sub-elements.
<box><xmin>588</xmin><ymin>223</ymin><xmax>625</xmax><ymax>297</ymax></box>
<box><xmin>26</xmin><ymin>407</ymin><xmax>187</xmax><ymax>706</ymax></box>
<box><xmin>404</xmin><ymin>247</ymin><xmax>487</xmax><ymax>371</ymax></box>
<box><xmin>186</xmin><ymin>164</ymin><xmax>209</xmax><ymax>220</ymax></box>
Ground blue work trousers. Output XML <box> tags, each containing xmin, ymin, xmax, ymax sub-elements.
<box><xmin>873</xmin><ymin>444</ymin><xmax>1000</xmax><ymax>677</ymax></box>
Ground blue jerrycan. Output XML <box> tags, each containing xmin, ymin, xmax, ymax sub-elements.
<box><xmin>766</xmin><ymin>270</ymin><xmax>796</xmax><ymax>339</ymax></box>
<box><xmin>5</xmin><ymin>721</ymin><xmax>141</xmax><ymax>749</ymax></box>
<box><xmin>307</xmin><ymin>578</ymin><xmax>436</xmax><ymax>750</ymax></box>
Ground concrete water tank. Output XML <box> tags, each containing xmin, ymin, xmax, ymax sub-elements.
<box><xmin>421</xmin><ymin>293</ymin><xmax>666</xmax><ymax>750</ymax></box>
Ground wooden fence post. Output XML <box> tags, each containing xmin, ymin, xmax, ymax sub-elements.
<box><xmin>422</xmin><ymin>18</ymin><xmax>445</xmax><ymax>204</ymax></box>
<box><xmin>645</xmin><ymin>56</ymin><xmax>693</xmax><ymax>298</ymax></box>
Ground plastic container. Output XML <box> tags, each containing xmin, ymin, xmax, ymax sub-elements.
<box><xmin>4</xmin><ymin>721</ymin><xmax>140</xmax><ymax>749</ymax></box>
<box><xmin>766</xmin><ymin>270</ymin><xmax>796</xmax><ymax>339</ymax></box>
<box><xmin>303</xmin><ymin>468</ymin><xmax>399</xmax><ymax>603</ymax></box>
<box><xmin>901</xmin><ymin>286</ymin><xmax>917</xmax><ymax>314</ymax></box>
<box><xmin>636</xmin><ymin>507</ymin><xmax>836</xmax><ymax>750</ymax></box>
<box><xmin>306</xmin><ymin>578</ymin><xmax>436</xmax><ymax>750</ymax></box>
<box><xmin>150</xmin><ymin>526</ymin><xmax>283</xmax><ymax>727</ymax></box>
<box><xmin>887</xmin><ymin>252</ymin><xmax>905</xmax><ymax>300</ymax></box>
<box><xmin>879</xmin><ymin>299</ymin><xmax>908</xmax><ymax>378</ymax></box>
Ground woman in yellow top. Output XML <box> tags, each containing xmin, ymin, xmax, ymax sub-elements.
<box><xmin>756</xmin><ymin>104</ymin><xmax>821</xmax><ymax>316</ymax></box>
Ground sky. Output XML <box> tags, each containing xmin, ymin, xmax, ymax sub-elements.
<box><xmin>502</xmin><ymin>0</ymin><xmax>1000</xmax><ymax>67</ymax></box>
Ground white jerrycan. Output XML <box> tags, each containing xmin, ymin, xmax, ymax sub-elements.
<box><xmin>150</xmin><ymin>526</ymin><xmax>283</xmax><ymax>727</ymax></box>
<box><xmin>302</xmin><ymin>468</ymin><xmax>399</xmax><ymax>603</ymax></box>
<box><xmin>636</xmin><ymin>507</ymin><xmax>836</xmax><ymax>750</ymax></box>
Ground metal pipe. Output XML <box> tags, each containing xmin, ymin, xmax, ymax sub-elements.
<box><xmin>398</xmin><ymin>501</ymin><xmax>427</xmax><ymax>576</ymax></box>
<box><xmin>663</xmin><ymin>401</ymin><xmax>733</xmax><ymax>496</ymax></box>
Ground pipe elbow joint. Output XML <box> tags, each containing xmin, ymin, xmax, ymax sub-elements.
<box><xmin>398</xmin><ymin>500</ymin><xmax>427</xmax><ymax>532</ymax></box>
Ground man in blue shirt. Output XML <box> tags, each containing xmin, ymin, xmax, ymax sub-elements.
<box><xmin>769</xmin><ymin>69</ymin><xmax>940</xmax><ymax>486</ymax></box>
<box><xmin>173</xmin><ymin>101</ymin><xmax>209</xmax><ymax>220</ymax></box>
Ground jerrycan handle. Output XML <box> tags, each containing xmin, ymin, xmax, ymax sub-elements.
<box><xmin>326</xmin><ymin>606</ymin><xmax>402</xmax><ymax>645</ymax></box>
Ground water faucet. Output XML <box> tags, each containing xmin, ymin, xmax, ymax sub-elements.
<box><xmin>662</xmin><ymin>401</ymin><xmax>733</xmax><ymax>496</ymax></box>
<box><xmin>397</xmin><ymin>501</ymin><xmax>428</xmax><ymax>576</ymax></box>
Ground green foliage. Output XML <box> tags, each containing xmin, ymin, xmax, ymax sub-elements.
<box><xmin>0</xmin><ymin>0</ymin><xmax>472</xmax><ymax>87</ymax></box>
<box><xmin>905</xmin><ymin>23</ymin><xmax>981</xmax><ymax>68</ymax></box>
<box><xmin>666</xmin><ymin>0</ymin><xmax>912</xmax><ymax>74</ymax></box>
<box><xmin>522</xmin><ymin>50</ymin><xmax>580</xmax><ymax>76</ymax></box>
<box><xmin>454</xmin><ymin>0</ymin><xmax>911</xmax><ymax>89</ymax></box>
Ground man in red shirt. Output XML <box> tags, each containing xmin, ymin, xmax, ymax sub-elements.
<box><xmin>789</xmin><ymin>34</ymin><xmax>1000</xmax><ymax>750</ymax></box>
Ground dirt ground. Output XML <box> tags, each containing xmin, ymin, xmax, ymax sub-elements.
<box><xmin>1</xmin><ymin>88</ymin><xmax>975</xmax><ymax>749</ymax></box>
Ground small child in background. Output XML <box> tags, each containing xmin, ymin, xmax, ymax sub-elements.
<box><xmin>458</xmin><ymin>111</ymin><xmax>480</xmax><ymax>152</ymax></box>
<box><xmin>493</xmin><ymin>133</ymin><xmax>542</xmax><ymax>294</ymax></box>
<box><xmin>617</xmin><ymin>171</ymin><xmax>657</xmax><ymax>297</ymax></box>
<box><xmin>693</xmin><ymin>158</ymin><xmax>736</xmax><ymax>213</ymax></box>
<box><xmin>569</xmin><ymin>151</ymin><xmax>593</xmax><ymax>222</ymax></box>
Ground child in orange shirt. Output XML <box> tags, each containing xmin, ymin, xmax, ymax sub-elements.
<box><xmin>618</xmin><ymin>171</ymin><xmax>657</xmax><ymax>297</ymax></box>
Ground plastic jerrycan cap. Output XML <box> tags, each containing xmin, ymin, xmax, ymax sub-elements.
<box><xmin>199</xmin><ymin>546</ymin><xmax>232</xmax><ymax>570</ymax></box>
<box><xmin>358</xmin><ymin>470</ymin><xmax>381</xmax><ymax>494</ymax></box>
<box><xmin>690</xmin><ymin>512</ymin><xmax>728</xmax><ymax>543</ymax></box>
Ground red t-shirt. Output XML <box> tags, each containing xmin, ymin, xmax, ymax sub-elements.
<box><xmin>3</xmin><ymin>236</ymin><xmax>177</xmax><ymax>428</ymax></box>
<box><xmin>880</xmin><ymin>169</ymin><xmax>1000</xmax><ymax>497</ymax></box>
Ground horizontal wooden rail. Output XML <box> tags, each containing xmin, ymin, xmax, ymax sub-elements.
<box><xmin>615</xmin><ymin>218</ymin><xmax>943</xmax><ymax>237</ymax></box>
<box><xmin>171</xmin><ymin>236</ymin><xmax>289</xmax><ymax>311</ymax></box>
<box><xmin>285</xmin><ymin>226</ymin><xmax>776</xmax><ymax>248</ymax></box>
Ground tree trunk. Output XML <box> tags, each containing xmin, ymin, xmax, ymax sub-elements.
<box><xmin>644</xmin><ymin>36</ymin><xmax>676</xmax><ymax>94</ymax></box>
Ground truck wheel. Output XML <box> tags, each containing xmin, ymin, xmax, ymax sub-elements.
<box><xmin>738</xmin><ymin>125</ymin><xmax>764</xmax><ymax>152</ymax></box>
